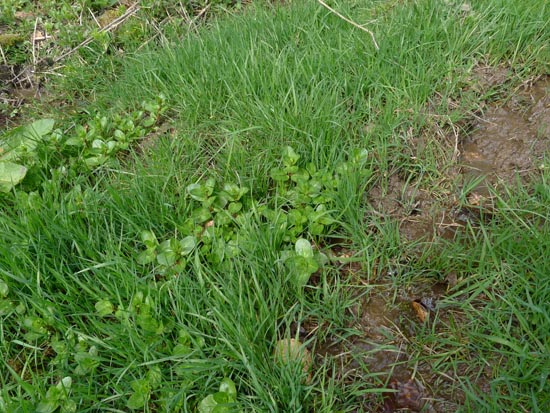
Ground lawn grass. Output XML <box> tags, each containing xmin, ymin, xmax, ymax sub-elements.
<box><xmin>1</xmin><ymin>0</ymin><xmax>549</xmax><ymax>411</ymax></box>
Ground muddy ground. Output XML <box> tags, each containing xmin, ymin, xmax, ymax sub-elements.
<box><xmin>310</xmin><ymin>69</ymin><xmax>550</xmax><ymax>412</ymax></box>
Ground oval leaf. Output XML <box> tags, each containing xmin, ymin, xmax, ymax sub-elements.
<box><xmin>0</xmin><ymin>161</ymin><xmax>27</xmax><ymax>192</ymax></box>
<box><xmin>219</xmin><ymin>378</ymin><xmax>237</xmax><ymax>401</ymax></box>
<box><xmin>27</xmin><ymin>118</ymin><xmax>55</xmax><ymax>139</ymax></box>
<box><xmin>295</xmin><ymin>238</ymin><xmax>314</xmax><ymax>258</ymax></box>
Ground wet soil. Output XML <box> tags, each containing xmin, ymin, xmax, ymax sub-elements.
<box><xmin>367</xmin><ymin>74</ymin><xmax>550</xmax><ymax>245</ymax></box>
<box><xmin>461</xmin><ymin>77</ymin><xmax>550</xmax><ymax>196</ymax></box>
<box><xmin>368</xmin><ymin>174</ymin><xmax>459</xmax><ymax>243</ymax></box>
<box><xmin>311</xmin><ymin>279</ymin><xmax>471</xmax><ymax>412</ymax></box>
<box><xmin>322</xmin><ymin>69</ymin><xmax>550</xmax><ymax>412</ymax></box>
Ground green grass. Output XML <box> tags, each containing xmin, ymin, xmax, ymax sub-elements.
<box><xmin>1</xmin><ymin>0</ymin><xmax>550</xmax><ymax>411</ymax></box>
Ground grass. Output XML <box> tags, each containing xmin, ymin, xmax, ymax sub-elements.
<box><xmin>1</xmin><ymin>0</ymin><xmax>550</xmax><ymax>411</ymax></box>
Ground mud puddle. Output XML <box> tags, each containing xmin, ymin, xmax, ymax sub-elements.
<box><xmin>368</xmin><ymin>75</ymin><xmax>550</xmax><ymax>244</ymax></box>
<box><xmin>461</xmin><ymin>77</ymin><xmax>550</xmax><ymax>196</ymax></box>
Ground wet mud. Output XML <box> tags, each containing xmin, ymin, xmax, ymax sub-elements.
<box><xmin>323</xmin><ymin>70</ymin><xmax>550</xmax><ymax>412</ymax></box>
<box><xmin>461</xmin><ymin>77</ymin><xmax>550</xmax><ymax>196</ymax></box>
<box><xmin>311</xmin><ymin>280</ymin><xmax>466</xmax><ymax>412</ymax></box>
<box><xmin>368</xmin><ymin>174</ymin><xmax>459</xmax><ymax>243</ymax></box>
<box><xmin>368</xmin><ymin>74</ymin><xmax>550</xmax><ymax>245</ymax></box>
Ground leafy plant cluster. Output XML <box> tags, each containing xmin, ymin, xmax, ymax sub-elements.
<box><xmin>138</xmin><ymin>146</ymin><xmax>370</xmax><ymax>288</ymax></box>
<box><xmin>198</xmin><ymin>377</ymin><xmax>240</xmax><ymax>413</ymax></box>
<box><xmin>1</xmin><ymin>275</ymin><xmax>211</xmax><ymax>411</ymax></box>
<box><xmin>0</xmin><ymin>94</ymin><xmax>167</xmax><ymax>193</ymax></box>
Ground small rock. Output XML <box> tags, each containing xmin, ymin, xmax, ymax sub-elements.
<box><xmin>384</xmin><ymin>378</ymin><xmax>432</xmax><ymax>412</ymax></box>
<box><xmin>273</xmin><ymin>338</ymin><xmax>312</xmax><ymax>380</ymax></box>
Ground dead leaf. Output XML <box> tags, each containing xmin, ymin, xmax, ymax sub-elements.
<box><xmin>411</xmin><ymin>301</ymin><xmax>428</xmax><ymax>322</ymax></box>
<box><xmin>444</xmin><ymin>271</ymin><xmax>458</xmax><ymax>288</ymax></box>
<box><xmin>14</xmin><ymin>11</ymin><xmax>35</xmax><ymax>20</ymax></box>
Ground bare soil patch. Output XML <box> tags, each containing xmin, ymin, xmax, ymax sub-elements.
<box><xmin>461</xmin><ymin>76</ymin><xmax>550</xmax><ymax>196</ymax></box>
<box><xmin>368</xmin><ymin>71</ymin><xmax>550</xmax><ymax>246</ymax></box>
<box><xmin>316</xmin><ymin>68</ymin><xmax>550</xmax><ymax>412</ymax></box>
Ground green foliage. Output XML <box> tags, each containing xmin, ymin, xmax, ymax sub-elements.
<box><xmin>137</xmin><ymin>146</ymin><xmax>370</xmax><ymax>285</ymax></box>
<box><xmin>0</xmin><ymin>94</ymin><xmax>166</xmax><ymax>193</ymax></box>
<box><xmin>283</xmin><ymin>238</ymin><xmax>327</xmax><ymax>289</ymax></box>
<box><xmin>127</xmin><ymin>366</ymin><xmax>162</xmax><ymax>410</ymax></box>
<box><xmin>36</xmin><ymin>377</ymin><xmax>76</xmax><ymax>413</ymax></box>
<box><xmin>1</xmin><ymin>0</ymin><xmax>550</xmax><ymax>412</ymax></box>
<box><xmin>198</xmin><ymin>377</ymin><xmax>241</xmax><ymax>413</ymax></box>
<box><xmin>0</xmin><ymin>119</ymin><xmax>55</xmax><ymax>192</ymax></box>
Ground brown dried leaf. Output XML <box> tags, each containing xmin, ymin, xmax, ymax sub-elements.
<box><xmin>411</xmin><ymin>301</ymin><xmax>428</xmax><ymax>322</ymax></box>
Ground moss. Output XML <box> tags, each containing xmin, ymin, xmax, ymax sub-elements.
<box><xmin>0</xmin><ymin>33</ymin><xmax>24</xmax><ymax>47</ymax></box>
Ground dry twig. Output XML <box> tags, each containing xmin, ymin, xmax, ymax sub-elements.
<box><xmin>10</xmin><ymin>2</ymin><xmax>141</xmax><ymax>85</ymax></box>
<box><xmin>317</xmin><ymin>0</ymin><xmax>379</xmax><ymax>50</ymax></box>
<box><xmin>52</xmin><ymin>2</ymin><xmax>140</xmax><ymax>64</ymax></box>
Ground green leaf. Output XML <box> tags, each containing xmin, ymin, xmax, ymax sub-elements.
<box><xmin>270</xmin><ymin>167</ymin><xmax>289</xmax><ymax>182</ymax></box>
<box><xmin>172</xmin><ymin>343</ymin><xmax>191</xmax><ymax>356</ymax></box>
<box><xmin>350</xmin><ymin>148</ymin><xmax>369</xmax><ymax>164</ymax></box>
<box><xmin>61</xmin><ymin>399</ymin><xmax>77</xmax><ymax>413</ymax></box>
<box><xmin>295</xmin><ymin>238</ymin><xmax>314</xmax><ymax>258</ymax></box>
<box><xmin>212</xmin><ymin>392</ymin><xmax>231</xmax><ymax>404</ymax></box>
<box><xmin>198</xmin><ymin>394</ymin><xmax>217</xmax><ymax>413</ymax></box>
<box><xmin>212</xmin><ymin>405</ymin><xmax>236</xmax><ymax>413</ymax></box>
<box><xmin>0</xmin><ymin>119</ymin><xmax>54</xmax><ymax>162</ymax></box>
<box><xmin>219</xmin><ymin>378</ymin><xmax>237</xmax><ymax>401</ymax></box>
<box><xmin>64</xmin><ymin>136</ymin><xmax>83</xmax><ymax>147</ymax></box>
<box><xmin>205</xmin><ymin>178</ymin><xmax>216</xmax><ymax>195</ymax></box>
<box><xmin>282</xmin><ymin>146</ymin><xmax>300</xmax><ymax>167</ymax></box>
<box><xmin>84</xmin><ymin>156</ymin><xmax>104</xmax><ymax>167</ymax></box>
<box><xmin>74</xmin><ymin>348</ymin><xmax>99</xmax><ymax>375</ymax></box>
<box><xmin>95</xmin><ymin>300</ymin><xmax>114</xmax><ymax>317</ymax></box>
<box><xmin>227</xmin><ymin>202</ymin><xmax>242</xmax><ymax>214</ymax></box>
<box><xmin>157</xmin><ymin>239</ymin><xmax>177</xmax><ymax>266</ymax></box>
<box><xmin>147</xmin><ymin>366</ymin><xmax>162</xmax><ymax>389</ymax></box>
<box><xmin>309</xmin><ymin>222</ymin><xmax>324</xmax><ymax>235</ymax></box>
<box><xmin>222</xmin><ymin>183</ymin><xmax>240</xmax><ymax>201</ymax></box>
<box><xmin>212</xmin><ymin>193</ymin><xmax>229</xmax><ymax>210</ymax></box>
<box><xmin>127</xmin><ymin>391</ymin><xmax>147</xmax><ymax>410</ymax></box>
<box><xmin>58</xmin><ymin>377</ymin><xmax>72</xmax><ymax>392</ymax></box>
<box><xmin>36</xmin><ymin>400</ymin><xmax>59</xmax><ymax>413</ymax></box>
<box><xmin>137</xmin><ymin>248</ymin><xmax>156</xmax><ymax>265</ymax></box>
<box><xmin>187</xmin><ymin>179</ymin><xmax>216</xmax><ymax>202</ymax></box>
<box><xmin>179</xmin><ymin>236</ymin><xmax>197</xmax><ymax>255</ymax></box>
<box><xmin>0</xmin><ymin>300</ymin><xmax>14</xmax><ymax>316</ymax></box>
<box><xmin>137</xmin><ymin>313</ymin><xmax>159</xmax><ymax>333</ymax></box>
<box><xmin>191</xmin><ymin>207</ymin><xmax>212</xmax><ymax>223</ymax></box>
<box><xmin>27</xmin><ymin>119</ymin><xmax>55</xmax><ymax>140</ymax></box>
<box><xmin>286</xmin><ymin>255</ymin><xmax>318</xmax><ymax>288</ymax></box>
<box><xmin>140</xmin><ymin>230</ymin><xmax>158</xmax><ymax>249</ymax></box>
<box><xmin>290</xmin><ymin>168</ymin><xmax>309</xmax><ymax>184</ymax></box>
<box><xmin>23</xmin><ymin>316</ymin><xmax>48</xmax><ymax>335</ymax></box>
<box><xmin>0</xmin><ymin>161</ymin><xmax>27</xmax><ymax>192</ymax></box>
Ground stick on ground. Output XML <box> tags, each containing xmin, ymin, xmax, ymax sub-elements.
<box><xmin>317</xmin><ymin>0</ymin><xmax>379</xmax><ymax>51</ymax></box>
